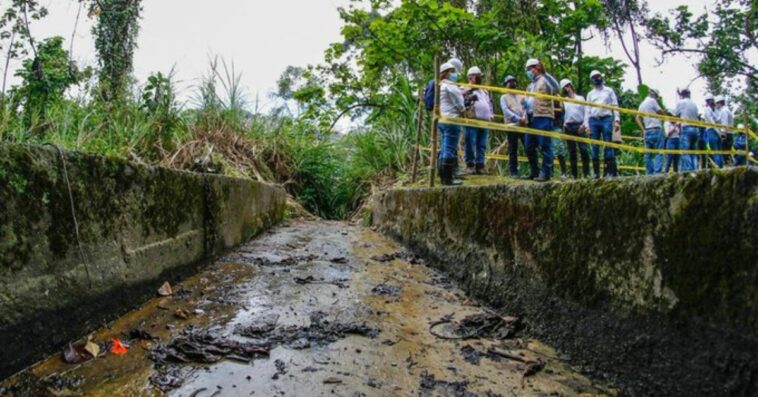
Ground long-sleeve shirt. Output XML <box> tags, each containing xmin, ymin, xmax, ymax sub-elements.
<box><xmin>465</xmin><ymin>88</ymin><xmax>494</xmax><ymax>121</ymax></box>
<box><xmin>585</xmin><ymin>86</ymin><xmax>620</xmax><ymax>125</ymax></box>
<box><xmin>673</xmin><ymin>98</ymin><xmax>699</xmax><ymax>128</ymax></box>
<box><xmin>638</xmin><ymin>97</ymin><xmax>662</xmax><ymax>129</ymax></box>
<box><xmin>527</xmin><ymin>75</ymin><xmax>554</xmax><ymax>119</ymax></box>
<box><xmin>703</xmin><ymin>106</ymin><xmax>721</xmax><ymax>127</ymax></box>
<box><xmin>563</xmin><ymin>94</ymin><xmax>586</xmax><ymax>126</ymax></box>
<box><xmin>500</xmin><ymin>93</ymin><xmax>525</xmax><ymax>124</ymax></box>
<box><xmin>440</xmin><ymin>79</ymin><xmax>465</xmax><ymax>117</ymax></box>
<box><xmin>719</xmin><ymin>107</ymin><xmax>734</xmax><ymax>134</ymax></box>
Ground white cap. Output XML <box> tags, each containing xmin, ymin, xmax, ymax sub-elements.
<box><xmin>448</xmin><ymin>58</ymin><xmax>463</xmax><ymax>73</ymax></box>
<box><xmin>715</xmin><ymin>95</ymin><xmax>725</xmax><ymax>103</ymax></box>
<box><xmin>467</xmin><ymin>66</ymin><xmax>482</xmax><ymax>76</ymax></box>
<box><xmin>525</xmin><ymin>58</ymin><xmax>540</xmax><ymax>69</ymax></box>
<box><xmin>589</xmin><ymin>70</ymin><xmax>602</xmax><ymax>79</ymax></box>
<box><xmin>440</xmin><ymin>62</ymin><xmax>455</xmax><ymax>73</ymax></box>
<box><xmin>704</xmin><ymin>94</ymin><xmax>714</xmax><ymax>101</ymax></box>
<box><xmin>559</xmin><ymin>78</ymin><xmax>573</xmax><ymax>89</ymax></box>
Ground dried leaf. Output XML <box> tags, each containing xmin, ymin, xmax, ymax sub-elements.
<box><xmin>157</xmin><ymin>282</ymin><xmax>173</xmax><ymax>296</ymax></box>
<box><xmin>174</xmin><ymin>309</ymin><xmax>190</xmax><ymax>320</ymax></box>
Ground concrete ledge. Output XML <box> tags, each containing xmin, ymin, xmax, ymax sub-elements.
<box><xmin>372</xmin><ymin>169</ymin><xmax>758</xmax><ymax>397</ymax></box>
<box><xmin>0</xmin><ymin>144</ymin><xmax>287</xmax><ymax>378</ymax></box>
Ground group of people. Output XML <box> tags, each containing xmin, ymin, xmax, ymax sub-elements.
<box><xmin>432</xmin><ymin>57</ymin><xmax>750</xmax><ymax>186</ymax></box>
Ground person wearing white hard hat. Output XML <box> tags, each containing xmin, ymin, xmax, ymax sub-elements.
<box><xmin>635</xmin><ymin>88</ymin><xmax>667</xmax><ymax>175</ymax></box>
<box><xmin>715</xmin><ymin>96</ymin><xmax>734</xmax><ymax>165</ymax></box>
<box><xmin>524</xmin><ymin>58</ymin><xmax>558</xmax><ymax>182</ymax></box>
<box><xmin>702</xmin><ymin>93</ymin><xmax>724</xmax><ymax>168</ymax></box>
<box><xmin>500</xmin><ymin>75</ymin><xmax>528</xmax><ymax>177</ymax></box>
<box><xmin>449</xmin><ymin>58</ymin><xmax>463</xmax><ymax>73</ymax></box>
<box><xmin>559</xmin><ymin>78</ymin><xmax>590</xmax><ymax>178</ymax></box>
<box><xmin>584</xmin><ymin>70</ymin><xmax>621</xmax><ymax>178</ymax></box>
<box><xmin>673</xmin><ymin>87</ymin><xmax>700</xmax><ymax>171</ymax></box>
<box><xmin>436</xmin><ymin>62</ymin><xmax>465</xmax><ymax>185</ymax></box>
<box><xmin>461</xmin><ymin>66</ymin><xmax>493</xmax><ymax>175</ymax></box>
<box><xmin>733</xmin><ymin>123</ymin><xmax>748</xmax><ymax>166</ymax></box>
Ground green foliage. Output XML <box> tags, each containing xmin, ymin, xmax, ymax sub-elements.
<box><xmin>90</xmin><ymin>0</ymin><xmax>142</xmax><ymax>103</ymax></box>
<box><xmin>11</xmin><ymin>36</ymin><xmax>87</xmax><ymax>131</ymax></box>
<box><xmin>645</xmin><ymin>0</ymin><xmax>757</xmax><ymax>122</ymax></box>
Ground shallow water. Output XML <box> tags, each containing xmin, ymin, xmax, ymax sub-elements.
<box><xmin>2</xmin><ymin>221</ymin><xmax>614</xmax><ymax>397</ymax></box>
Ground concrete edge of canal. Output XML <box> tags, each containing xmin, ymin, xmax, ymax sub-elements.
<box><xmin>370</xmin><ymin>168</ymin><xmax>758</xmax><ymax>397</ymax></box>
<box><xmin>0</xmin><ymin>143</ymin><xmax>287</xmax><ymax>378</ymax></box>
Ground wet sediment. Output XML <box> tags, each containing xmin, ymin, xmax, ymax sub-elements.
<box><xmin>1</xmin><ymin>221</ymin><xmax>613</xmax><ymax>396</ymax></box>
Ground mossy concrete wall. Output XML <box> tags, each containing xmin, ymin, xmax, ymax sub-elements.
<box><xmin>372</xmin><ymin>169</ymin><xmax>757</xmax><ymax>397</ymax></box>
<box><xmin>0</xmin><ymin>144</ymin><xmax>286</xmax><ymax>378</ymax></box>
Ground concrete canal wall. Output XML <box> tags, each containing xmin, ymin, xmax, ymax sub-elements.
<box><xmin>0</xmin><ymin>144</ymin><xmax>287</xmax><ymax>378</ymax></box>
<box><xmin>371</xmin><ymin>169</ymin><xmax>757</xmax><ymax>397</ymax></box>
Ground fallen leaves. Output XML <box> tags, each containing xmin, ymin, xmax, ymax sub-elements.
<box><xmin>62</xmin><ymin>337</ymin><xmax>100</xmax><ymax>364</ymax></box>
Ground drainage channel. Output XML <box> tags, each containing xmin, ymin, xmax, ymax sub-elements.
<box><xmin>1</xmin><ymin>221</ymin><xmax>614</xmax><ymax>397</ymax></box>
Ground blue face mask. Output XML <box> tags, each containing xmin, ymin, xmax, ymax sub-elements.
<box><xmin>592</xmin><ymin>77</ymin><xmax>603</xmax><ymax>86</ymax></box>
<box><xmin>526</xmin><ymin>70</ymin><xmax>535</xmax><ymax>81</ymax></box>
<box><xmin>449</xmin><ymin>73</ymin><xmax>459</xmax><ymax>82</ymax></box>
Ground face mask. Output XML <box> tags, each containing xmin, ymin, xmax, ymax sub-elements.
<box><xmin>474</xmin><ymin>76</ymin><xmax>482</xmax><ymax>84</ymax></box>
<box><xmin>526</xmin><ymin>70</ymin><xmax>535</xmax><ymax>81</ymax></box>
<box><xmin>592</xmin><ymin>77</ymin><xmax>603</xmax><ymax>86</ymax></box>
<box><xmin>507</xmin><ymin>82</ymin><xmax>516</xmax><ymax>89</ymax></box>
<box><xmin>449</xmin><ymin>73</ymin><xmax>459</xmax><ymax>82</ymax></box>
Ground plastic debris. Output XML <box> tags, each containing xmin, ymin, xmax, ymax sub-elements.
<box><xmin>110</xmin><ymin>338</ymin><xmax>128</xmax><ymax>355</ymax></box>
<box><xmin>157</xmin><ymin>282</ymin><xmax>173</xmax><ymax>297</ymax></box>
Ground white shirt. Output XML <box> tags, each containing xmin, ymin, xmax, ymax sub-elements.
<box><xmin>703</xmin><ymin>106</ymin><xmax>721</xmax><ymax>126</ymax></box>
<box><xmin>563</xmin><ymin>94</ymin><xmax>586</xmax><ymax>126</ymax></box>
<box><xmin>465</xmin><ymin>88</ymin><xmax>494</xmax><ymax>121</ymax></box>
<box><xmin>719</xmin><ymin>107</ymin><xmax>734</xmax><ymax>134</ymax></box>
<box><xmin>638</xmin><ymin>97</ymin><xmax>662</xmax><ymax>129</ymax></box>
<box><xmin>673</xmin><ymin>98</ymin><xmax>699</xmax><ymax>128</ymax></box>
<box><xmin>439</xmin><ymin>80</ymin><xmax>465</xmax><ymax>117</ymax></box>
<box><xmin>585</xmin><ymin>86</ymin><xmax>620</xmax><ymax>125</ymax></box>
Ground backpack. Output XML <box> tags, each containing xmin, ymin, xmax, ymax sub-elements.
<box><xmin>423</xmin><ymin>80</ymin><xmax>436</xmax><ymax>111</ymax></box>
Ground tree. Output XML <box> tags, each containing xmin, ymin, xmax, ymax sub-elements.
<box><xmin>0</xmin><ymin>0</ymin><xmax>47</xmax><ymax>111</ymax></box>
<box><xmin>12</xmin><ymin>36</ymin><xmax>85</xmax><ymax>130</ymax></box>
<box><xmin>89</xmin><ymin>0</ymin><xmax>142</xmax><ymax>103</ymax></box>
<box><xmin>600</xmin><ymin>0</ymin><xmax>648</xmax><ymax>87</ymax></box>
<box><xmin>645</xmin><ymin>0</ymin><xmax>757</xmax><ymax>120</ymax></box>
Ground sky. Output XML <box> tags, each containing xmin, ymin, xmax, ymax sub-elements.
<box><xmin>9</xmin><ymin>0</ymin><xmax>751</xmax><ymax>113</ymax></box>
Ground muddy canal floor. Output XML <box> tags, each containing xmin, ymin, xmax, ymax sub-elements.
<box><xmin>2</xmin><ymin>221</ymin><xmax>614</xmax><ymax>397</ymax></box>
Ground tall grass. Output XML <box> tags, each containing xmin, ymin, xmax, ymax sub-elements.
<box><xmin>0</xmin><ymin>61</ymin><xmax>422</xmax><ymax>220</ymax></box>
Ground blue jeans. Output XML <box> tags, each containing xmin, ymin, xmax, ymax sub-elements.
<box><xmin>645</xmin><ymin>128</ymin><xmax>664</xmax><ymax>175</ymax></box>
<box><xmin>680</xmin><ymin>126</ymin><xmax>700</xmax><ymax>171</ymax></box>
<box><xmin>526</xmin><ymin>117</ymin><xmax>554</xmax><ymax>178</ymax></box>
<box><xmin>507</xmin><ymin>132</ymin><xmax>526</xmax><ymax>176</ymax></box>
<box><xmin>704</xmin><ymin>128</ymin><xmax>724</xmax><ymax>168</ymax></box>
<box><xmin>665</xmin><ymin>137</ymin><xmax>680</xmax><ymax>173</ymax></box>
<box><xmin>589</xmin><ymin>116</ymin><xmax>614</xmax><ymax>161</ymax></box>
<box><xmin>734</xmin><ymin>134</ymin><xmax>747</xmax><ymax>166</ymax></box>
<box><xmin>438</xmin><ymin>123</ymin><xmax>461</xmax><ymax>163</ymax></box>
<box><xmin>464</xmin><ymin>127</ymin><xmax>489</xmax><ymax>167</ymax></box>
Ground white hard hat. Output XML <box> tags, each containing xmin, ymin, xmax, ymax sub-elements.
<box><xmin>467</xmin><ymin>66</ymin><xmax>482</xmax><ymax>76</ymax></box>
<box><xmin>448</xmin><ymin>58</ymin><xmax>463</xmax><ymax>73</ymax></box>
<box><xmin>589</xmin><ymin>70</ymin><xmax>602</xmax><ymax>79</ymax></box>
<box><xmin>715</xmin><ymin>95</ymin><xmax>726</xmax><ymax>103</ymax></box>
<box><xmin>559</xmin><ymin>78</ymin><xmax>573</xmax><ymax>89</ymax></box>
<box><xmin>649</xmin><ymin>88</ymin><xmax>660</xmax><ymax>96</ymax></box>
<box><xmin>503</xmin><ymin>75</ymin><xmax>516</xmax><ymax>84</ymax></box>
<box><xmin>704</xmin><ymin>94</ymin><xmax>714</xmax><ymax>102</ymax></box>
<box><xmin>525</xmin><ymin>58</ymin><xmax>540</xmax><ymax>69</ymax></box>
<box><xmin>440</xmin><ymin>62</ymin><xmax>455</xmax><ymax>73</ymax></box>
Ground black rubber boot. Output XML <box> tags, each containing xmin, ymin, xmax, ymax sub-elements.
<box><xmin>604</xmin><ymin>160</ymin><xmax>612</xmax><ymax>178</ymax></box>
<box><xmin>610</xmin><ymin>159</ymin><xmax>619</xmax><ymax>177</ymax></box>
<box><xmin>581</xmin><ymin>152</ymin><xmax>590</xmax><ymax>178</ymax></box>
<box><xmin>558</xmin><ymin>155</ymin><xmax>568</xmax><ymax>178</ymax></box>
<box><xmin>592</xmin><ymin>159</ymin><xmax>601</xmax><ymax>179</ymax></box>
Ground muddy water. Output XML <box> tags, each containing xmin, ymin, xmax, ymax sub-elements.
<box><xmin>2</xmin><ymin>221</ymin><xmax>614</xmax><ymax>397</ymax></box>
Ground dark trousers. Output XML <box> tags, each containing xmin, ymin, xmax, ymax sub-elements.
<box><xmin>565</xmin><ymin>123</ymin><xmax>590</xmax><ymax>178</ymax></box>
<box><xmin>507</xmin><ymin>132</ymin><xmax>526</xmax><ymax>176</ymax></box>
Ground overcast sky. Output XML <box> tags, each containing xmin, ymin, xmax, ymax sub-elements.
<box><xmin>13</xmin><ymin>0</ymin><xmax>751</xmax><ymax>112</ymax></box>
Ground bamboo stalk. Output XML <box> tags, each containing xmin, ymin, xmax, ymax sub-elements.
<box><xmin>411</xmin><ymin>88</ymin><xmax>424</xmax><ymax>184</ymax></box>
<box><xmin>429</xmin><ymin>56</ymin><xmax>440</xmax><ymax>187</ymax></box>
